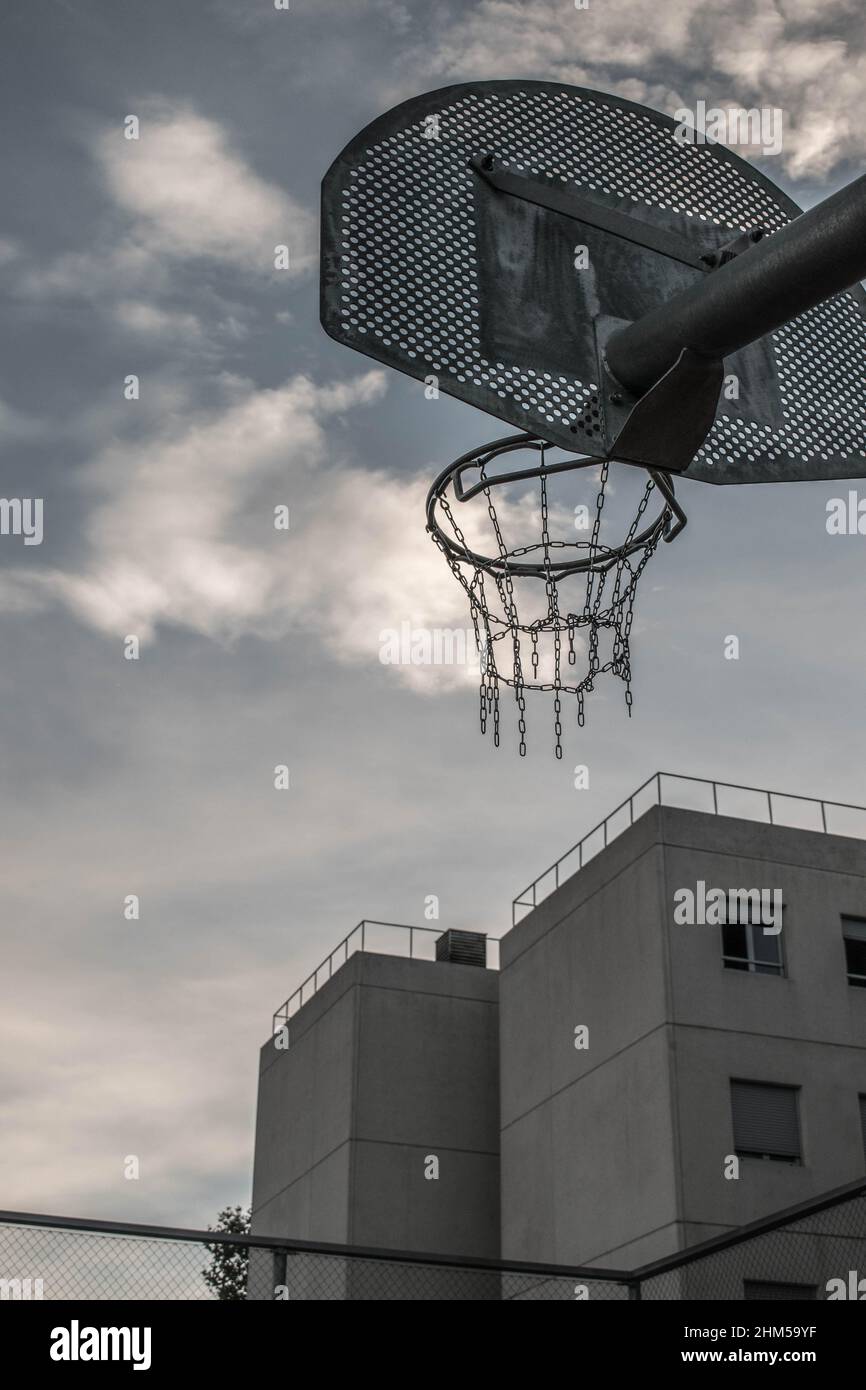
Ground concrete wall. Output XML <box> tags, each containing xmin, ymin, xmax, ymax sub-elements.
<box><xmin>251</xmin><ymin>955</ymin><xmax>359</xmax><ymax>1246</ymax></box>
<box><xmin>251</xmin><ymin>949</ymin><xmax>500</xmax><ymax>1288</ymax></box>
<box><xmin>349</xmin><ymin>954</ymin><xmax>500</xmax><ymax>1256</ymax></box>
<box><xmin>500</xmin><ymin>808</ymin><xmax>681</xmax><ymax>1267</ymax></box>
<box><xmin>660</xmin><ymin>808</ymin><xmax>866</xmax><ymax>1243</ymax></box>
<box><xmin>499</xmin><ymin>804</ymin><xmax>866</xmax><ymax>1271</ymax></box>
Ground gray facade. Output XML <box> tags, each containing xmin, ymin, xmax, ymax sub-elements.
<box><xmin>251</xmin><ymin>951</ymin><xmax>500</xmax><ymax>1265</ymax></box>
<box><xmin>500</xmin><ymin>804</ymin><xmax>866</xmax><ymax>1269</ymax></box>
<box><xmin>251</xmin><ymin>797</ymin><xmax>866</xmax><ymax>1293</ymax></box>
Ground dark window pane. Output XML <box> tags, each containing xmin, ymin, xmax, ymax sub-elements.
<box><xmin>722</xmin><ymin>922</ymin><xmax>748</xmax><ymax>959</ymax></box>
<box><xmin>752</xmin><ymin>927</ymin><xmax>783</xmax><ymax>967</ymax></box>
<box><xmin>845</xmin><ymin>937</ymin><xmax>866</xmax><ymax>979</ymax></box>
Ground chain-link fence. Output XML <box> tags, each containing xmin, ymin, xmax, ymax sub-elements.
<box><xmin>636</xmin><ymin>1181</ymin><xmax>866</xmax><ymax>1302</ymax></box>
<box><xmin>0</xmin><ymin>1216</ymin><xmax>630</xmax><ymax>1302</ymax></box>
<box><xmin>1</xmin><ymin>1178</ymin><xmax>864</xmax><ymax>1300</ymax></box>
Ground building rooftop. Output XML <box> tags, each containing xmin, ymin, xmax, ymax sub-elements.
<box><xmin>271</xmin><ymin>772</ymin><xmax>866</xmax><ymax>1032</ymax></box>
<box><xmin>272</xmin><ymin>921</ymin><xmax>502</xmax><ymax>1032</ymax></box>
<box><xmin>512</xmin><ymin>771</ymin><xmax>866</xmax><ymax>925</ymax></box>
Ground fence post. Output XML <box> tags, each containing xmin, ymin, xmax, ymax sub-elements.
<box><xmin>628</xmin><ymin>1279</ymin><xmax>642</xmax><ymax>1300</ymax></box>
<box><xmin>271</xmin><ymin>1248</ymin><xmax>288</xmax><ymax>1301</ymax></box>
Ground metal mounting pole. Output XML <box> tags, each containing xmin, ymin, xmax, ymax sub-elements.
<box><xmin>606</xmin><ymin>173</ymin><xmax>866</xmax><ymax>396</ymax></box>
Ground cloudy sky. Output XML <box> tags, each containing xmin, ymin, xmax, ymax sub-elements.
<box><xmin>2</xmin><ymin>0</ymin><xmax>866</xmax><ymax>1230</ymax></box>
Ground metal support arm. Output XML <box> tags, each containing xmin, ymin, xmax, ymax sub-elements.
<box><xmin>606</xmin><ymin>173</ymin><xmax>866</xmax><ymax>396</ymax></box>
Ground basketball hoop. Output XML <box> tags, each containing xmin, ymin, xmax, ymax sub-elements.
<box><xmin>426</xmin><ymin>435</ymin><xmax>685</xmax><ymax>756</ymax></box>
<box><xmin>321</xmin><ymin>80</ymin><xmax>866</xmax><ymax>756</ymax></box>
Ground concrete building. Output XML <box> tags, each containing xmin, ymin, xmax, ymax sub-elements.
<box><xmin>251</xmin><ymin>937</ymin><xmax>500</xmax><ymax>1274</ymax></box>
<box><xmin>500</xmin><ymin>793</ymin><xmax>866</xmax><ymax>1283</ymax></box>
<box><xmin>251</xmin><ymin>777</ymin><xmax>866</xmax><ymax>1296</ymax></box>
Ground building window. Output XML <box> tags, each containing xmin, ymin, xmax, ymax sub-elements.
<box><xmin>730</xmin><ymin>1080</ymin><xmax>801</xmax><ymax>1163</ymax></box>
<box><xmin>842</xmin><ymin>917</ymin><xmax>866</xmax><ymax>987</ymax></box>
<box><xmin>743</xmin><ymin>1280</ymin><xmax>817</xmax><ymax>1300</ymax></box>
<box><xmin>722</xmin><ymin>897</ymin><xmax>784</xmax><ymax>975</ymax></box>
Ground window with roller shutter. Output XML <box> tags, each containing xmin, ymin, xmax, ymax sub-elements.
<box><xmin>743</xmin><ymin>1280</ymin><xmax>817</xmax><ymax>1300</ymax></box>
<box><xmin>730</xmin><ymin>1079</ymin><xmax>802</xmax><ymax>1163</ymax></box>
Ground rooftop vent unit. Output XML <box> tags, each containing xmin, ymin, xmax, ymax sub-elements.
<box><xmin>435</xmin><ymin>930</ymin><xmax>487</xmax><ymax>968</ymax></box>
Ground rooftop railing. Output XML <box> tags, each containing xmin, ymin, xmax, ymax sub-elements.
<box><xmin>272</xmin><ymin>920</ymin><xmax>501</xmax><ymax>1033</ymax></box>
<box><xmin>512</xmin><ymin>771</ymin><xmax>866</xmax><ymax>926</ymax></box>
<box><xmin>272</xmin><ymin>773</ymin><xmax>866</xmax><ymax>1028</ymax></box>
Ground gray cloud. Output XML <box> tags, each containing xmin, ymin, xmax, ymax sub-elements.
<box><xmin>396</xmin><ymin>0</ymin><xmax>866</xmax><ymax>180</ymax></box>
<box><xmin>2</xmin><ymin>0</ymin><xmax>865</xmax><ymax>1233</ymax></box>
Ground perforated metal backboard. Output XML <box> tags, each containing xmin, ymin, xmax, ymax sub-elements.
<box><xmin>321</xmin><ymin>81</ymin><xmax>866</xmax><ymax>484</ymax></box>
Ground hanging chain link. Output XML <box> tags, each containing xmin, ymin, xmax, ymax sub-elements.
<box><xmin>429</xmin><ymin>441</ymin><xmax>676</xmax><ymax>755</ymax></box>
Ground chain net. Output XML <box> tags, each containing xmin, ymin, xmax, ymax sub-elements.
<box><xmin>427</xmin><ymin>438</ymin><xmax>676</xmax><ymax>758</ymax></box>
